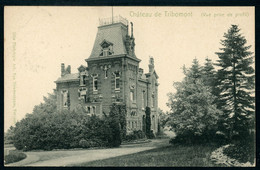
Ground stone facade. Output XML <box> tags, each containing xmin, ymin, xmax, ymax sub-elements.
<box><xmin>55</xmin><ymin>16</ymin><xmax>159</xmax><ymax>134</ymax></box>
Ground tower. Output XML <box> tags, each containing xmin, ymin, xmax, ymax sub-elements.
<box><xmin>55</xmin><ymin>16</ymin><xmax>159</xmax><ymax>134</ymax></box>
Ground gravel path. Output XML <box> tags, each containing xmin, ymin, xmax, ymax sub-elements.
<box><xmin>7</xmin><ymin>139</ymin><xmax>169</xmax><ymax>167</ymax></box>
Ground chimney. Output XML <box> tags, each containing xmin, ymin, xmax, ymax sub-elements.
<box><xmin>67</xmin><ymin>65</ymin><xmax>71</xmax><ymax>74</ymax></box>
<box><xmin>61</xmin><ymin>63</ymin><xmax>65</xmax><ymax>76</ymax></box>
<box><xmin>149</xmin><ymin>56</ymin><xmax>154</xmax><ymax>73</ymax></box>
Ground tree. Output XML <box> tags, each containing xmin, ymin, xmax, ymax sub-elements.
<box><xmin>145</xmin><ymin>107</ymin><xmax>152</xmax><ymax>138</ymax></box>
<box><xmin>158</xmin><ymin>108</ymin><xmax>170</xmax><ymax>129</ymax></box>
<box><xmin>32</xmin><ymin>90</ymin><xmax>57</xmax><ymax>114</ymax></box>
<box><xmin>215</xmin><ymin>25</ymin><xmax>255</xmax><ymax>140</ymax></box>
<box><xmin>201</xmin><ymin>58</ymin><xmax>217</xmax><ymax>92</ymax></box>
<box><xmin>167</xmin><ymin>59</ymin><xmax>221</xmax><ymax>143</ymax></box>
<box><xmin>107</xmin><ymin>103</ymin><xmax>127</xmax><ymax>147</ymax></box>
<box><xmin>4</xmin><ymin>126</ymin><xmax>15</xmax><ymax>144</ymax></box>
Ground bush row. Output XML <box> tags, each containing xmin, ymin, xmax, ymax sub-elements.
<box><xmin>169</xmin><ymin>131</ymin><xmax>229</xmax><ymax>146</ymax></box>
<box><xmin>12</xmin><ymin>104</ymin><xmax>126</xmax><ymax>151</ymax></box>
<box><xmin>124</xmin><ymin>130</ymin><xmax>146</xmax><ymax>141</ymax></box>
<box><xmin>4</xmin><ymin>150</ymin><xmax>27</xmax><ymax>164</ymax></box>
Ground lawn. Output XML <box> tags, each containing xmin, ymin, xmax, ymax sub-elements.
<box><xmin>75</xmin><ymin>143</ymin><xmax>223</xmax><ymax>167</ymax></box>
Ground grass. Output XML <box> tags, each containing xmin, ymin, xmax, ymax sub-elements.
<box><xmin>74</xmin><ymin>143</ymin><xmax>220</xmax><ymax>167</ymax></box>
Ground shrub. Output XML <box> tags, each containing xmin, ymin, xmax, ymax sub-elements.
<box><xmin>125</xmin><ymin>133</ymin><xmax>137</xmax><ymax>141</ymax></box>
<box><xmin>134</xmin><ymin>130</ymin><xmax>146</xmax><ymax>139</ymax></box>
<box><xmin>4</xmin><ymin>150</ymin><xmax>27</xmax><ymax>164</ymax></box>
<box><xmin>125</xmin><ymin>130</ymin><xmax>146</xmax><ymax>141</ymax></box>
<box><xmin>12</xmin><ymin>111</ymin><xmax>113</xmax><ymax>151</ymax></box>
<box><xmin>79</xmin><ymin>139</ymin><xmax>89</xmax><ymax>148</ymax></box>
<box><xmin>169</xmin><ymin>130</ymin><xmax>227</xmax><ymax>145</ymax></box>
<box><xmin>223</xmin><ymin>132</ymin><xmax>255</xmax><ymax>164</ymax></box>
<box><xmin>12</xmin><ymin>96</ymin><xmax>127</xmax><ymax>150</ymax></box>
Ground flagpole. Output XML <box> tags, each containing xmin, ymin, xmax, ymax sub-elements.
<box><xmin>112</xmin><ymin>6</ymin><xmax>114</xmax><ymax>24</ymax></box>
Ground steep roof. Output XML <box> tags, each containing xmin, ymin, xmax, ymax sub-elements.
<box><xmin>55</xmin><ymin>73</ymin><xmax>79</xmax><ymax>83</ymax></box>
<box><xmin>89</xmin><ymin>23</ymin><xmax>128</xmax><ymax>59</ymax></box>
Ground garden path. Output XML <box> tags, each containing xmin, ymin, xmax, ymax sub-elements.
<box><xmin>7</xmin><ymin>139</ymin><xmax>170</xmax><ymax>167</ymax></box>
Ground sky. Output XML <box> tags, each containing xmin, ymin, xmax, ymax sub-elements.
<box><xmin>4</xmin><ymin>6</ymin><xmax>255</xmax><ymax>131</ymax></box>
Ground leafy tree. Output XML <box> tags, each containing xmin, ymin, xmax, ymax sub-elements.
<box><xmin>4</xmin><ymin>126</ymin><xmax>15</xmax><ymax>144</ymax></box>
<box><xmin>32</xmin><ymin>90</ymin><xmax>57</xmax><ymax>114</ymax></box>
<box><xmin>158</xmin><ymin>108</ymin><xmax>170</xmax><ymax>129</ymax></box>
<box><xmin>167</xmin><ymin>59</ymin><xmax>221</xmax><ymax>143</ymax></box>
<box><xmin>215</xmin><ymin>25</ymin><xmax>255</xmax><ymax>140</ymax></box>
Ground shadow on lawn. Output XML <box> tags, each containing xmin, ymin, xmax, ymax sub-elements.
<box><xmin>74</xmin><ymin>143</ymin><xmax>221</xmax><ymax>167</ymax></box>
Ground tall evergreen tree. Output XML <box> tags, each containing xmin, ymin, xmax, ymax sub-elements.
<box><xmin>201</xmin><ymin>57</ymin><xmax>217</xmax><ymax>91</ymax></box>
<box><xmin>145</xmin><ymin>107</ymin><xmax>152</xmax><ymax>138</ymax></box>
<box><xmin>215</xmin><ymin>25</ymin><xmax>255</xmax><ymax>139</ymax></box>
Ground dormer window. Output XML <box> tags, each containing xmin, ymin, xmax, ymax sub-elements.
<box><xmin>100</xmin><ymin>40</ymin><xmax>113</xmax><ymax>57</ymax></box>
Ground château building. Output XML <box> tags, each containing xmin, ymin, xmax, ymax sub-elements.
<box><xmin>55</xmin><ymin>16</ymin><xmax>159</xmax><ymax>134</ymax></box>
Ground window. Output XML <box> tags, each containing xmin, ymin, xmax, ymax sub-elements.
<box><xmin>103</xmin><ymin>48</ymin><xmax>109</xmax><ymax>56</ymax></box>
<box><xmin>87</xmin><ymin>106</ymin><xmax>91</xmax><ymax>113</ymax></box>
<box><xmin>115</xmin><ymin>72</ymin><xmax>120</xmax><ymax>90</ymax></box>
<box><xmin>153</xmin><ymin>93</ymin><xmax>155</xmax><ymax>107</ymax></box>
<box><xmin>151</xmin><ymin>93</ymin><xmax>155</xmax><ymax>108</ymax></box>
<box><xmin>93</xmin><ymin>76</ymin><xmax>98</xmax><ymax>91</ymax></box>
<box><xmin>78</xmin><ymin>88</ymin><xmax>87</xmax><ymax>101</ymax></box>
<box><xmin>92</xmin><ymin>106</ymin><xmax>96</xmax><ymax>115</ymax></box>
<box><xmin>81</xmin><ymin>75</ymin><xmax>86</xmax><ymax>85</ymax></box>
<box><xmin>62</xmin><ymin>90</ymin><xmax>69</xmax><ymax>107</ymax></box>
<box><xmin>104</xmin><ymin>69</ymin><xmax>108</xmax><ymax>78</ymax></box>
<box><xmin>131</xmin><ymin>111</ymin><xmax>136</xmax><ymax>116</ymax></box>
<box><xmin>83</xmin><ymin>75</ymin><xmax>87</xmax><ymax>85</ymax></box>
<box><xmin>100</xmin><ymin>40</ymin><xmax>113</xmax><ymax>57</ymax></box>
<box><xmin>130</xmin><ymin>91</ymin><xmax>134</xmax><ymax>101</ymax></box>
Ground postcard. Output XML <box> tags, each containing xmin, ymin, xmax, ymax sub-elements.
<box><xmin>4</xmin><ymin>6</ymin><xmax>255</xmax><ymax>167</ymax></box>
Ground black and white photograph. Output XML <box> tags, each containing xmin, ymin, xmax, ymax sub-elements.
<box><xmin>4</xmin><ymin>6</ymin><xmax>255</xmax><ymax>167</ymax></box>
